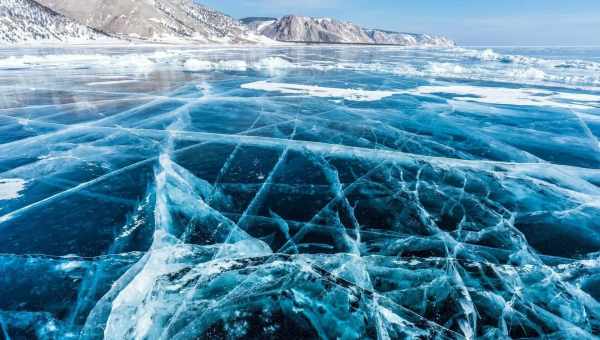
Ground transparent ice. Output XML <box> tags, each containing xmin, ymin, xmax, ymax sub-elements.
<box><xmin>0</xmin><ymin>46</ymin><xmax>599</xmax><ymax>339</ymax></box>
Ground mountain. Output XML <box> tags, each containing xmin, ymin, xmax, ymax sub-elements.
<box><xmin>35</xmin><ymin>0</ymin><xmax>258</xmax><ymax>43</ymax></box>
<box><xmin>259</xmin><ymin>16</ymin><xmax>370</xmax><ymax>44</ymax></box>
<box><xmin>246</xmin><ymin>15</ymin><xmax>454</xmax><ymax>47</ymax></box>
<box><xmin>240</xmin><ymin>17</ymin><xmax>277</xmax><ymax>33</ymax></box>
<box><xmin>364</xmin><ymin>28</ymin><xmax>454</xmax><ymax>46</ymax></box>
<box><xmin>0</xmin><ymin>0</ymin><xmax>108</xmax><ymax>44</ymax></box>
<box><xmin>1</xmin><ymin>1</ymin><xmax>453</xmax><ymax>46</ymax></box>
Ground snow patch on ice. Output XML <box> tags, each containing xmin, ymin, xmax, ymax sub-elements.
<box><xmin>427</xmin><ymin>62</ymin><xmax>468</xmax><ymax>76</ymax></box>
<box><xmin>463</xmin><ymin>47</ymin><xmax>600</xmax><ymax>71</ymax></box>
<box><xmin>554</xmin><ymin>92</ymin><xmax>600</xmax><ymax>103</ymax></box>
<box><xmin>183</xmin><ymin>59</ymin><xmax>213</xmax><ymax>72</ymax></box>
<box><xmin>241</xmin><ymin>81</ymin><xmax>396</xmax><ymax>101</ymax></box>
<box><xmin>392</xmin><ymin>64</ymin><xmax>423</xmax><ymax>76</ymax></box>
<box><xmin>86</xmin><ymin>80</ymin><xmax>139</xmax><ymax>86</ymax></box>
<box><xmin>253</xmin><ymin>56</ymin><xmax>295</xmax><ymax>71</ymax></box>
<box><xmin>216</xmin><ymin>60</ymin><xmax>248</xmax><ymax>71</ymax></box>
<box><xmin>506</xmin><ymin>67</ymin><xmax>547</xmax><ymax>81</ymax></box>
<box><xmin>464</xmin><ymin>48</ymin><xmax>540</xmax><ymax>65</ymax></box>
<box><xmin>183</xmin><ymin>56</ymin><xmax>293</xmax><ymax>73</ymax></box>
<box><xmin>413</xmin><ymin>85</ymin><xmax>600</xmax><ymax>110</ymax></box>
<box><xmin>478</xmin><ymin>48</ymin><xmax>502</xmax><ymax>62</ymax></box>
<box><xmin>183</xmin><ymin>59</ymin><xmax>249</xmax><ymax>72</ymax></box>
<box><xmin>0</xmin><ymin>53</ymin><xmax>163</xmax><ymax>72</ymax></box>
<box><xmin>0</xmin><ymin>178</ymin><xmax>27</xmax><ymax>200</ymax></box>
<box><xmin>241</xmin><ymin>80</ymin><xmax>600</xmax><ymax>107</ymax></box>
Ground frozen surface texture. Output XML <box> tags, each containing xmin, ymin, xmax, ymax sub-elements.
<box><xmin>0</xmin><ymin>46</ymin><xmax>599</xmax><ymax>339</ymax></box>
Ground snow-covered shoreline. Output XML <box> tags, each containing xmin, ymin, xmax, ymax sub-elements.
<box><xmin>0</xmin><ymin>39</ymin><xmax>459</xmax><ymax>49</ymax></box>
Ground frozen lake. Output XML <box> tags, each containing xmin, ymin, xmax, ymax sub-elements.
<box><xmin>0</xmin><ymin>45</ymin><xmax>599</xmax><ymax>339</ymax></box>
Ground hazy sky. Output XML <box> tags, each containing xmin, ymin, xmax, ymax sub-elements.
<box><xmin>200</xmin><ymin>0</ymin><xmax>600</xmax><ymax>46</ymax></box>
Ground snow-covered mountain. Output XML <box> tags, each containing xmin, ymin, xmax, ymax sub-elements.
<box><xmin>1</xmin><ymin>1</ymin><xmax>453</xmax><ymax>46</ymax></box>
<box><xmin>365</xmin><ymin>29</ymin><xmax>454</xmax><ymax>46</ymax></box>
<box><xmin>0</xmin><ymin>0</ymin><xmax>107</xmax><ymax>44</ymax></box>
<box><xmin>259</xmin><ymin>16</ymin><xmax>370</xmax><ymax>44</ymax></box>
<box><xmin>35</xmin><ymin>0</ymin><xmax>259</xmax><ymax>43</ymax></box>
<box><xmin>240</xmin><ymin>17</ymin><xmax>277</xmax><ymax>33</ymax></box>
<box><xmin>247</xmin><ymin>15</ymin><xmax>454</xmax><ymax>47</ymax></box>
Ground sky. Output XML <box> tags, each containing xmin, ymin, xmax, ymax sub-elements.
<box><xmin>200</xmin><ymin>0</ymin><xmax>600</xmax><ymax>46</ymax></box>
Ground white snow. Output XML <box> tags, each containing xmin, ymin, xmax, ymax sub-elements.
<box><xmin>184</xmin><ymin>59</ymin><xmax>248</xmax><ymax>72</ymax></box>
<box><xmin>506</xmin><ymin>67</ymin><xmax>547</xmax><ymax>81</ymax></box>
<box><xmin>255</xmin><ymin>20</ymin><xmax>276</xmax><ymax>33</ymax></box>
<box><xmin>427</xmin><ymin>62</ymin><xmax>468</xmax><ymax>76</ymax></box>
<box><xmin>0</xmin><ymin>0</ymin><xmax>110</xmax><ymax>45</ymax></box>
<box><xmin>241</xmin><ymin>81</ymin><xmax>397</xmax><ymax>102</ymax></box>
<box><xmin>183</xmin><ymin>57</ymin><xmax>292</xmax><ymax>73</ymax></box>
<box><xmin>183</xmin><ymin>58</ymin><xmax>213</xmax><ymax>72</ymax></box>
<box><xmin>86</xmin><ymin>80</ymin><xmax>139</xmax><ymax>86</ymax></box>
<box><xmin>215</xmin><ymin>60</ymin><xmax>248</xmax><ymax>71</ymax></box>
<box><xmin>478</xmin><ymin>48</ymin><xmax>502</xmax><ymax>62</ymax></box>
<box><xmin>240</xmin><ymin>79</ymin><xmax>600</xmax><ymax>108</ymax></box>
<box><xmin>413</xmin><ymin>85</ymin><xmax>600</xmax><ymax>110</ymax></box>
<box><xmin>0</xmin><ymin>178</ymin><xmax>27</xmax><ymax>200</ymax></box>
<box><xmin>0</xmin><ymin>53</ymin><xmax>163</xmax><ymax>72</ymax></box>
<box><xmin>252</xmin><ymin>56</ymin><xmax>295</xmax><ymax>73</ymax></box>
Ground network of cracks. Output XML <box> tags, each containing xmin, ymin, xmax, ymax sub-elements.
<box><xmin>0</xmin><ymin>48</ymin><xmax>600</xmax><ymax>340</ymax></box>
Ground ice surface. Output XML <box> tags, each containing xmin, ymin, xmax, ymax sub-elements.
<box><xmin>0</xmin><ymin>46</ymin><xmax>599</xmax><ymax>339</ymax></box>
